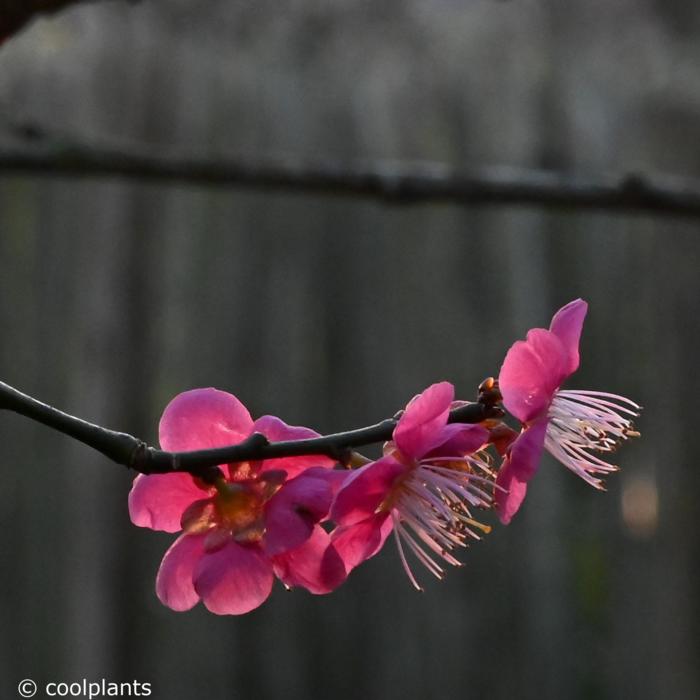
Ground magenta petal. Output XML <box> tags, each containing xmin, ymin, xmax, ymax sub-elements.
<box><xmin>156</xmin><ymin>533</ymin><xmax>206</xmax><ymax>611</ymax></box>
<box><xmin>549</xmin><ymin>298</ymin><xmax>588</xmax><ymax>376</ymax></box>
<box><xmin>194</xmin><ymin>542</ymin><xmax>274</xmax><ymax>615</ymax></box>
<box><xmin>331</xmin><ymin>512</ymin><xmax>393</xmax><ymax>573</ymax></box>
<box><xmin>272</xmin><ymin>525</ymin><xmax>347</xmax><ymax>594</ymax></box>
<box><xmin>254</xmin><ymin>415</ymin><xmax>337</xmax><ymax>477</ymax></box>
<box><xmin>129</xmin><ymin>473</ymin><xmax>209</xmax><ymax>533</ymax></box>
<box><xmin>159</xmin><ymin>388</ymin><xmax>254</xmax><ymax>452</ymax></box>
<box><xmin>394</xmin><ymin>382</ymin><xmax>454</xmax><ymax>458</ymax></box>
<box><xmin>424</xmin><ymin>423</ymin><xmax>489</xmax><ymax>458</ymax></box>
<box><xmin>494</xmin><ymin>468</ymin><xmax>529</xmax><ymax>527</ymax></box>
<box><xmin>263</xmin><ymin>471</ymin><xmax>333</xmax><ymax>556</ymax></box>
<box><xmin>499</xmin><ymin>328</ymin><xmax>568</xmax><ymax>423</ymax></box>
<box><xmin>303</xmin><ymin>466</ymin><xmax>353</xmax><ymax>499</ymax></box>
<box><xmin>331</xmin><ymin>457</ymin><xmax>405</xmax><ymax>526</ymax></box>
<box><xmin>495</xmin><ymin>419</ymin><xmax>548</xmax><ymax>524</ymax></box>
<box><xmin>506</xmin><ymin>419</ymin><xmax>548</xmax><ymax>481</ymax></box>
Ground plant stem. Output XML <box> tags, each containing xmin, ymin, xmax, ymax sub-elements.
<box><xmin>0</xmin><ymin>380</ymin><xmax>503</xmax><ymax>477</ymax></box>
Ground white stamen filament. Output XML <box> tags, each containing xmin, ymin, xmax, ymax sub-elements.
<box><xmin>388</xmin><ymin>458</ymin><xmax>494</xmax><ymax>589</ymax></box>
<box><xmin>392</xmin><ymin>523</ymin><xmax>425</xmax><ymax>590</ymax></box>
<box><xmin>427</xmin><ymin>451</ymin><xmax>496</xmax><ymax>477</ymax></box>
<box><xmin>546</xmin><ymin>389</ymin><xmax>641</xmax><ymax>487</ymax></box>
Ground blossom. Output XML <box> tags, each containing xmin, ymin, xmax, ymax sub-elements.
<box><xmin>495</xmin><ymin>299</ymin><xmax>640</xmax><ymax>524</ymax></box>
<box><xmin>330</xmin><ymin>382</ymin><xmax>494</xmax><ymax>590</ymax></box>
<box><xmin>129</xmin><ymin>388</ymin><xmax>345</xmax><ymax>615</ymax></box>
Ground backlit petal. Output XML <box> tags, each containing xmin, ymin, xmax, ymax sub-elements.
<box><xmin>394</xmin><ymin>382</ymin><xmax>454</xmax><ymax>458</ymax></box>
<box><xmin>331</xmin><ymin>512</ymin><xmax>393</xmax><ymax>573</ymax></box>
<box><xmin>499</xmin><ymin>329</ymin><xmax>567</xmax><ymax>423</ymax></box>
<box><xmin>263</xmin><ymin>471</ymin><xmax>333</xmax><ymax>556</ymax></box>
<box><xmin>331</xmin><ymin>457</ymin><xmax>405</xmax><ymax>526</ymax></box>
<box><xmin>272</xmin><ymin>526</ymin><xmax>346</xmax><ymax>594</ymax></box>
<box><xmin>424</xmin><ymin>423</ymin><xmax>490</xmax><ymax>458</ymax></box>
<box><xmin>254</xmin><ymin>415</ymin><xmax>336</xmax><ymax>477</ymax></box>
<box><xmin>495</xmin><ymin>419</ymin><xmax>548</xmax><ymax>524</ymax></box>
<box><xmin>155</xmin><ymin>533</ymin><xmax>206</xmax><ymax>611</ymax></box>
<box><xmin>194</xmin><ymin>542</ymin><xmax>273</xmax><ymax>615</ymax></box>
<box><xmin>159</xmin><ymin>388</ymin><xmax>253</xmax><ymax>452</ymax></box>
<box><xmin>549</xmin><ymin>299</ymin><xmax>588</xmax><ymax>376</ymax></box>
<box><xmin>129</xmin><ymin>473</ymin><xmax>210</xmax><ymax>533</ymax></box>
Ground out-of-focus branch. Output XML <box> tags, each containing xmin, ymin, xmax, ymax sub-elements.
<box><xmin>0</xmin><ymin>0</ymin><xmax>116</xmax><ymax>43</ymax></box>
<box><xmin>1</xmin><ymin>140</ymin><xmax>700</xmax><ymax>216</ymax></box>
<box><xmin>0</xmin><ymin>380</ymin><xmax>502</xmax><ymax>479</ymax></box>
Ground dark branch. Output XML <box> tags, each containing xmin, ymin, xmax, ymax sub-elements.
<box><xmin>0</xmin><ymin>380</ymin><xmax>501</xmax><ymax>478</ymax></box>
<box><xmin>1</xmin><ymin>140</ymin><xmax>700</xmax><ymax>216</ymax></box>
<box><xmin>0</xmin><ymin>0</ymin><xmax>122</xmax><ymax>43</ymax></box>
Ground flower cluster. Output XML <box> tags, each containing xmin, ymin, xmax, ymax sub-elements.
<box><xmin>129</xmin><ymin>299</ymin><xmax>640</xmax><ymax>614</ymax></box>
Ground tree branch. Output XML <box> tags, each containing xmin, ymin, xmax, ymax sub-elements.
<box><xmin>1</xmin><ymin>140</ymin><xmax>700</xmax><ymax>216</ymax></box>
<box><xmin>0</xmin><ymin>0</ymin><xmax>116</xmax><ymax>43</ymax></box>
<box><xmin>0</xmin><ymin>380</ymin><xmax>502</xmax><ymax>478</ymax></box>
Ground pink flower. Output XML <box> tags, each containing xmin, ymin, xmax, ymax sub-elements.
<box><xmin>496</xmin><ymin>299</ymin><xmax>641</xmax><ymax>524</ymax></box>
<box><xmin>330</xmin><ymin>382</ymin><xmax>494</xmax><ymax>590</ymax></box>
<box><xmin>129</xmin><ymin>388</ymin><xmax>345</xmax><ymax>615</ymax></box>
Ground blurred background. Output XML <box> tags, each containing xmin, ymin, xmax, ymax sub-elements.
<box><xmin>0</xmin><ymin>1</ymin><xmax>698</xmax><ymax>699</ymax></box>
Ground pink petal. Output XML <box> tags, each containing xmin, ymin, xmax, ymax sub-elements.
<box><xmin>305</xmin><ymin>466</ymin><xmax>353</xmax><ymax>499</ymax></box>
<box><xmin>394</xmin><ymin>382</ymin><xmax>454</xmax><ymax>458</ymax></box>
<box><xmin>155</xmin><ymin>533</ymin><xmax>206</xmax><ymax>611</ymax></box>
<box><xmin>129</xmin><ymin>472</ymin><xmax>210</xmax><ymax>533</ymax></box>
<box><xmin>495</xmin><ymin>419</ymin><xmax>548</xmax><ymax>524</ymax></box>
<box><xmin>424</xmin><ymin>423</ymin><xmax>490</xmax><ymax>458</ymax></box>
<box><xmin>263</xmin><ymin>471</ymin><xmax>334</xmax><ymax>556</ymax></box>
<box><xmin>494</xmin><ymin>468</ymin><xmax>529</xmax><ymax>527</ymax></box>
<box><xmin>498</xmin><ymin>328</ymin><xmax>568</xmax><ymax>423</ymax></box>
<box><xmin>159</xmin><ymin>388</ymin><xmax>254</xmax><ymax>452</ymax></box>
<box><xmin>194</xmin><ymin>541</ymin><xmax>274</xmax><ymax>615</ymax></box>
<box><xmin>272</xmin><ymin>525</ymin><xmax>346</xmax><ymax>594</ymax></box>
<box><xmin>253</xmin><ymin>415</ymin><xmax>337</xmax><ymax>477</ymax></box>
<box><xmin>331</xmin><ymin>512</ymin><xmax>393</xmax><ymax>573</ymax></box>
<box><xmin>549</xmin><ymin>299</ymin><xmax>588</xmax><ymax>376</ymax></box>
<box><xmin>331</xmin><ymin>457</ymin><xmax>405</xmax><ymax>526</ymax></box>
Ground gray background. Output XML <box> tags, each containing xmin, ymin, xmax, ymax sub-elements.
<box><xmin>0</xmin><ymin>1</ymin><xmax>698</xmax><ymax>699</ymax></box>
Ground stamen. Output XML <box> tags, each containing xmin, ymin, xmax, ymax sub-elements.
<box><xmin>387</xmin><ymin>460</ymin><xmax>494</xmax><ymax>588</ymax></box>
<box><xmin>399</xmin><ymin>509</ymin><xmax>465</xmax><ymax>561</ymax></box>
<box><xmin>424</xmin><ymin>451</ymin><xmax>495</xmax><ymax>477</ymax></box>
<box><xmin>395</xmin><ymin>519</ymin><xmax>444</xmax><ymax>578</ymax></box>
<box><xmin>419</xmin><ymin>462</ymin><xmax>495</xmax><ymax>507</ymax></box>
<box><xmin>546</xmin><ymin>389</ymin><xmax>641</xmax><ymax>486</ymax></box>
<box><xmin>392</xmin><ymin>515</ymin><xmax>424</xmax><ymax>591</ymax></box>
<box><xmin>463</xmin><ymin>517</ymin><xmax>492</xmax><ymax>534</ymax></box>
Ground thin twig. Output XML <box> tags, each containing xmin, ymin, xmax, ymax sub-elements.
<box><xmin>1</xmin><ymin>141</ymin><xmax>700</xmax><ymax>216</ymax></box>
<box><xmin>0</xmin><ymin>0</ymin><xmax>110</xmax><ymax>43</ymax></box>
<box><xmin>0</xmin><ymin>380</ymin><xmax>501</xmax><ymax>477</ymax></box>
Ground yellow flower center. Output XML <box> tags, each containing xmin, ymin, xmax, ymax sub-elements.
<box><xmin>214</xmin><ymin>481</ymin><xmax>263</xmax><ymax>531</ymax></box>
